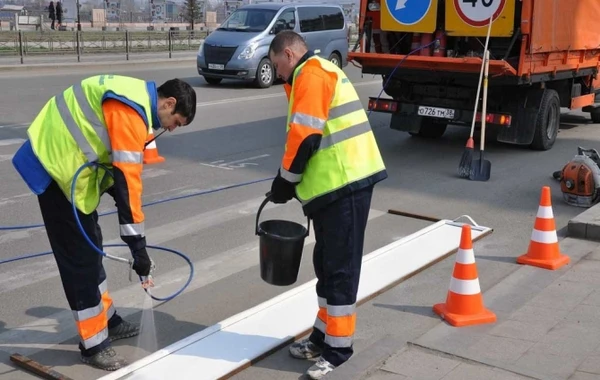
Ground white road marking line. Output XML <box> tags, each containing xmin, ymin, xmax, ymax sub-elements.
<box><xmin>0</xmin><ymin>208</ymin><xmax>386</xmax><ymax>358</ymax></box>
<box><xmin>225</xmin><ymin>154</ymin><xmax>270</xmax><ymax>165</ymax></box>
<box><xmin>200</xmin><ymin>154</ymin><xmax>270</xmax><ymax>171</ymax></box>
<box><xmin>0</xmin><ymin>123</ymin><xmax>28</xmax><ymax>129</ymax></box>
<box><xmin>0</xmin><ymin>138</ymin><xmax>25</xmax><ymax>146</ymax></box>
<box><xmin>0</xmin><ymin>154</ymin><xmax>13</xmax><ymax>162</ymax></box>
<box><xmin>0</xmin><ymin>192</ymin><xmax>32</xmax><ymax>207</ymax></box>
<box><xmin>0</xmin><ymin>196</ymin><xmax>285</xmax><ymax>295</ymax></box>
<box><xmin>194</xmin><ymin>80</ymin><xmax>381</xmax><ymax>108</ymax></box>
<box><xmin>0</xmin><ymin>80</ymin><xmax>382</xmax><ymax>135</ymax></box>
<box><xmin>141</xmin><ymin>168</ymin><xmax>171</xmax><ymax>179</ymax></box>
<box><xmin>199</xmin><ymin>163</ymin><xmax>234</xmax><ymax>170</ymax></box>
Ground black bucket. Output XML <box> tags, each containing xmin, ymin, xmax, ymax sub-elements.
<box><xmin>255</xmin><ymin>195</ymin><xmax>310</xmax><ymax>286</ymax></box>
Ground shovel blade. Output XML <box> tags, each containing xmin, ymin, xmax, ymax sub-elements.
<box><xmin>469</xmin><ymin>159</ymin><xmax>491</xmax><ymax>181</ymax></box>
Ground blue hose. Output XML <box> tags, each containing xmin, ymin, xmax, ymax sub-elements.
<box><xmin>367</xmin><ymin>38</ymin><xmax>440</xmax><ymax>118</ymax></box>
<box><xmin>0</xmin><ymin>161</ymin><xmax>274</xmax><ymax>302</ymax></box>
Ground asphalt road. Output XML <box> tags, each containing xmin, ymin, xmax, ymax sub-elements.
<box><xmin>0</xmin><ymin>62</ymin><xmax>599</xmax><ymax>380</ymax></box>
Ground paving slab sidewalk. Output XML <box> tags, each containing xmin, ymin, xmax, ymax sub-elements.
<box><xmin>326</xmin><ymin>204</ymin><xmax>600</xmax><ymax>380</ymax></box>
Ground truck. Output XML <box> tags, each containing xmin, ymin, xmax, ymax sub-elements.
<box><xmin>348</xmin><ymin>0</ymin><xmax>600</xmax><ymax>150</ymax></box>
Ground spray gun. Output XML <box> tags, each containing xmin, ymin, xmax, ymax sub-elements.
<box><xmin>103</xmin><ymin>252</ymin><xmax>156</xmax><ymax>289</ymax></box>
<box><xmin>128</xmin><ymin>257</ymin><xmax>156</xmax><ymax>289</ymax></box>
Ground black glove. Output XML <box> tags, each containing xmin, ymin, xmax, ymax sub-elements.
<box><xmin>270</xmin><ymin>174</ymin><xmax>295</xmax><ymax>204</ymax></box>
<box><xmin>131</xmin><ymin>247</ymin><xmax>151</xmax><ymax>276</ymax></box>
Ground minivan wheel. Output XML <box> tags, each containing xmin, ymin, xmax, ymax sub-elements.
<box><xmin>255</xmin><ymin>58</ymin><xmax>274</xmax><ymax>88</ymax></box>
<box><xmin>204</xmin><ymin>77</ymin><xmax>222</xmax><ymax>85</ymax></box>
<box><xmin>328</xmin><ymin>52</ymin><xmax>342</xmax><ymax>68</ymax></box>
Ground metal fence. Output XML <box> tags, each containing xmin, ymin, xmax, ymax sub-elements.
<box><xmin>0</xmin><ymin>30</ymin><xmax>206</xmax><ymax>63</ymax></box>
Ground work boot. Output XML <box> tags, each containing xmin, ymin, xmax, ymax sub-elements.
<box><xmin>306</xmin><ymin>357</ymin><xmax>336</xmax><ymax>379</ymax></box>
<box><xmin>289</xmin><ymin>338</ymin><xmax>323</xmax><ymax>359</ymax></box>
<box><xmin>80</xmin><ymin>347</ymin><xmax>128</xmax><ymax>371</ymax></box>
<box><xmin>109</xmin><ymin>319</ymin><xmax>140</xmax><ymax>342</ymax></box>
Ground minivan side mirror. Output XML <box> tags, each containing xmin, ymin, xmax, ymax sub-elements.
<box><xmin>271</xmin><ymin>20</ymin><xmax>285</xmax><ymax>34</ymax></box>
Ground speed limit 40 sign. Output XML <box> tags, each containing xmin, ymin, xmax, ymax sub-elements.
<box><xmin>455</xmin><ymin>0</ymin><xmax>506</xmax><ymax>27</ymax></box>
<box><xmin>445</xmin><ymin>0</ymin><xmax>515</xmax><ymax>37</ymax></box>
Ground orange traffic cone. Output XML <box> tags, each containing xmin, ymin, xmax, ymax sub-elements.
<box><xmin>517</xmin><ymin>186</ymin><xmax>570</xmax><ymax>270</ymax></box>
<box><xmin>143</xmin><ymin>130</ymin><xmax>165</xmax><ymax>165</ymax></box>
<box><xmin>433</xmin><ymin>224</ymin><xmax>496</xmax><ymax>327</ymax></box>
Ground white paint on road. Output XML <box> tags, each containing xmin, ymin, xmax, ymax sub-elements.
<box><xmin>200</xmin><ymin>154</ymin><xmax>270</xmax><ymax>171</ymax></box>
<box><xmin>0</xmin><ymin>154</ymin><xmax>13</xmax><ymax>162</ymax></box>
<box><xmin>0</xmin><ymin>208</ymin><xmax>386</xmax><ymax>359</ymax></box>
<box><xmin>194</xmin><ymin>80</ymin><xmax>381</xmax><ymax>108</ymax></box>
<box><xmin>0</xmin><ymin>195</ymin><xmax>286</xmax><ymax>295</ymax></box>
<box><xmin>0</xmin><ymin>192</ymin><xmax>33</xmax><ymax>209</ymax></box>
<box><xmin>0</xmin><ymin>138</ymin><xmax>25</xmax><ymax>146</ymax></box>
<box><xmin>0</xmin><ymin>123</ymin><xmax>28</xmax><ymax>129</ymax></box>
<box><xmin>99</xmin><ymin>217</ymin><xmax>491</xmax><ymax>380</ymax></box>
<box><xmin>141</xmin><ymin>168</ymin><xmax>171</xmax><ymax>179</ymax></box>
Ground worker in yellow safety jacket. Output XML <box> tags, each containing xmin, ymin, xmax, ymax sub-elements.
<box><xmin>267</xmin><ymin>31</ymin><xmax>388</xmax><ymax>380</ymax></box>
<box><xmin>12</xmin><ymin>75</ymin><xmax>197</xmax><ymax>371</ymax></box>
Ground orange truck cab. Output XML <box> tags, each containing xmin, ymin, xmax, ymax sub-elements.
<box><xmin>349</xmin><ymin>0</ymin><xmax>600</xmax><ymax>150</ymax></box>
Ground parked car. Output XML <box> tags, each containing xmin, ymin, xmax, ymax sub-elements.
<box><xmin>197</xmin><ymin>2</ymin><xmax>349</xmax><ymax>88</ymax></box>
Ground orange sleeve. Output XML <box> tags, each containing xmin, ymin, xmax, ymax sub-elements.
<box><xmin>283</xmin><ymin>83</ymin><xmax>292</xmax><ymax>101</ymax></box>
<box><xmin>280</xmin><ymin>66</ymin><xmax>336</xmax><ymax>182</ymax></box>
<box><xmin>103</xmin><ymin>99</ymin><xmax>148</xmax><ymax>251</ymax></box>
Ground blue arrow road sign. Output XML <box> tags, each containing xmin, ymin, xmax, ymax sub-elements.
<box><xmin>385</xmin><ymin>0</ymin><xmax>432</xmax><ymax>25</ymax></box>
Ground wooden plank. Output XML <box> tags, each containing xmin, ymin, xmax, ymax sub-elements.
<box><xmin>10</xmin><ymin>353</ymin><xmax>75</xmax><ymax>380</ymax></box>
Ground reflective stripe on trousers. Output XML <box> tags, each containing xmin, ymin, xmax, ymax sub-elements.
<box><xmin>313</xmin><ymin>297</ymin><xmax>357</xmax><ymax>348</ymax></box>
<box><xmin>72</xmin><ymin>279</ymin><xmax>116</xmax><ymax>349</ymax></box>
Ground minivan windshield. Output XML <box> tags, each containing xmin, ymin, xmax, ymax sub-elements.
<box><xmin>217</xmin><ymin>9</ymin><xmax>278</xmax><ymax>32</ymax></box>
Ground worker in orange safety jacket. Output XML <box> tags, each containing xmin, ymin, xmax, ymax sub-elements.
<box><xmin>267</xmin><ymin>31</ymin><xmax>388</xmax><ymax>380</ymax></box>
<box><xmin>11</xmin><ymin>75</ymin><xmax>197</xmax><ymax>371</ymax></box>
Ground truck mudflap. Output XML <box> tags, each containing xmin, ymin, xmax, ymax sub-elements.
<box><xmin>495</xmin><ymin>89</ymin><xmax>545</xmax><ymax>146</ymax></box>
<box><xmin>348</xmin><ymin>53</ymin><xmax>518</xmax><ymax>77</ymax></box>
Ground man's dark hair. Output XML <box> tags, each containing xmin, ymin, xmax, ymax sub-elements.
<box><xmin>269</xmin><ymin>30</ymin><xmax>308</xmax><ymax>56</ymax></box>
<box><xmin>157</xmin><ymin>78</ymin><xmax>197</xmax><ymax>125</ymax></box>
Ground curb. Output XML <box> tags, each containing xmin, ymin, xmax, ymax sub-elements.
<box><xmin>567</xmin><ymin>202</ymin><xmax>600</xmax><ymax>241</ymax></box>
<box><xmin>0</xmin><ymin>56</ymin><xmax>197</xmax><ymax>72</ymax></box>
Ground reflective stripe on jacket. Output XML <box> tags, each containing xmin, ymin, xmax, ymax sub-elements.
<box><xmin>281</xmin><ymin>55</ymin><xmax>387</xmax><ymax>214</ymax></box>
<box><xmin>27</xmin><ymin>74</ymin><xmax>153</xmax><ymax>247</ymax></box>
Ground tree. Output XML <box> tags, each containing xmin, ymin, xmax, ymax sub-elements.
<box><xmin>182</xmin><ymin>0</ymin><xmax>202</xmax><ymax>30</ymax></box>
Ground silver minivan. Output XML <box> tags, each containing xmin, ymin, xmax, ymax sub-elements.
<box><xmin>197</xmin><ymin>2</ymin><xmax>349</xmax><ymax>88</ymax></box>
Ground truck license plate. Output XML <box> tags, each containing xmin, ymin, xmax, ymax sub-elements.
<box><xmin>208</xmin><ymin>63</ymin><xmax>224</xmax><ymax>70</ymax></box>
<box><xmin>418</xmin><ymin>106</ymin><xmax>455</xmax><ymax>119</ymax></box>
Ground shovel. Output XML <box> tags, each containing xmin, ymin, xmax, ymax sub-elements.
<box><xmin>470</xmin><ymin>50</ymin><xmax>492</xmax><ymax>181</ymax></box>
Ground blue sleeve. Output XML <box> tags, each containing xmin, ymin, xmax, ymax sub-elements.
<box><xmin>12</xmin><ymin>140</ymin><xmax>52</xmax><ymax>195</ymax></box>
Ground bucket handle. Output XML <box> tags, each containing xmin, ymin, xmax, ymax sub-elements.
<box><xmin>255</xmin><ymin>192</ymin><xmax>311</xmax><ymax>238</ymax></box>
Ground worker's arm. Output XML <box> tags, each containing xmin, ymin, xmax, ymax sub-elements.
<box><xmin>102</xmin><ymin>99</ymin><xmax>151</xmax><ymax>276</ymax></box>
<box><xmin>279</xmin><ymin>68</ymin><xmax>335</xmax><ymax>183</ymax></box>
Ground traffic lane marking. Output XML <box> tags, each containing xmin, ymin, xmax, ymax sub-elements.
<box><xmin>200</xmin><ymin>154</ymin><xmax>270</xmax><ymax>171</ymax></box>
<box><xmin>194</xmin><ymin>80</ymin><xmax>381</xmax><ymax>108</ymax></box>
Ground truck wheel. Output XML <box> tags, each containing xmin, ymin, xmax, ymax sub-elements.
<box><xmin>530</xmin><ymin>89</ymin><xmax>560</xmax><ymax>151</ymax></box>
<box><xmin>591</xmin><ymin>110</ymin><xmax>600</xmax><ymax>123</ymax></box>
<box><xmin>204</xmin><ymin>77</ymin><xmax>222</xmax><ymax>85</ymax></box>
<box><xmin>409</xmin><ymin>119</ymin><xmax>447</xmax><ymax>138</ymax></box>
<box><xmin>254</xmin><ymin>58</ymin><xmax>274</xmax><ymax>88</ymax></box>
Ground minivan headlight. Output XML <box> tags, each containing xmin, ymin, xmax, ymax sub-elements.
<box><xmin>198</xmin><ymin>41</ymin><xmax>204</xmax><ymax>57</ymax></box>
<box><xmin>238</xmin><ymin>43</ymin><xmax>257</xmax><ymax>60</ymax></box>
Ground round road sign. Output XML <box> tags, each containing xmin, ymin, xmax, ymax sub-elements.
<box><xmin>453</xmin><ymin>0</ymin><xmax>507</xmax><ymax>27</ymax></box>
<box><xmin>385</xmin><ymin>0</ymin><xmax>432</xmax><ymax>26</ymax></box>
